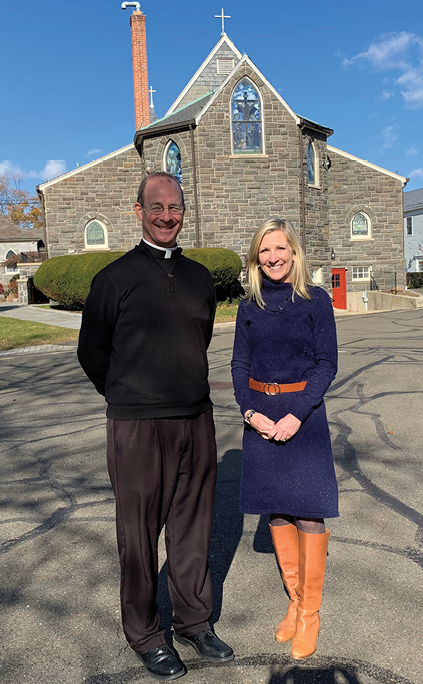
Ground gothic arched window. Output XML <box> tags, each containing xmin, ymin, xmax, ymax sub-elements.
<box><xmin>307</xmin><ymin>142</ymin><xmax>316</xmax><ymax>185</ymax></box>
<box><xmin>84</xmin><ymin>219</ymin><xmax>108</xmax><ymax>249</ymax></box>
<box><xmin>5</xmin><ymin>249</ymin><xmax>17</xmax><ymax>272</ymax></box>
<box><xmin>231</xmin><ymin>78</ymin><xmax>263</xmax><ymax>154</ymax></box>
<box><xmin>165</xmin><ymin>141</ymin><xmax>183</xmax><ymax>185</ymax></box>
<box><xmin>351</xmin><ymin>212</ymin><xmax>371</xmax><ymax>239</ymax></box>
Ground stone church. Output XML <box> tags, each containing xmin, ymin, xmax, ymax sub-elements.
<box><xmin>37</xmin><ymin>13</ymin><xmax>407</xmax><ymax>309</ymax></box>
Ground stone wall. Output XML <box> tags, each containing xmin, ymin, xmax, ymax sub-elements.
<box><xmin>328</xmin><ymin>149</ymin><xmax>406</xmax><ymax>292</ymax></box>
<box><xmin>42</xmin><ymin>147</ymin><xmax>144</xmax><ymax>258</ymax></box>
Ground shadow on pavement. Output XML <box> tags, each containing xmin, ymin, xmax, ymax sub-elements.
<box><xmin>156</xmin><ymin>448</ymin><xmax>244</xmax><ymax>633</ymax></box>
<box><xmin>268</xmin><ymin>664</ymin><xmax>361</xmax><ymax>683</ymax></box>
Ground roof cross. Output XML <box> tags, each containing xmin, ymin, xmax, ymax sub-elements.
<box><xmin>215</xmin><ymin>8</ymin><xmax>231</xmax><ymax>34</ymax></box>
<box><xmin>149</xmin><ymin>86</ymin><xmax>156</xmax><ymax>108</ymax></box>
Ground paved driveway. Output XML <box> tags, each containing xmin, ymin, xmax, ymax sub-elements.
<box><xmin>0</xmin><ymin>309</ymin><xmax>422</xmax><ymax>684</ymax></box>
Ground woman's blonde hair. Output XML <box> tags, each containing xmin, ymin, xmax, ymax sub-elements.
<box><xmin>245</xmin><ymin>218</ymin><xmax>314</xmax><ymax>308</ymax></box>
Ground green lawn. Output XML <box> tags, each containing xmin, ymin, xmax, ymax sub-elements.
<box><xmin>0</xmin><ymin>317</ymin><xmax>79</xmax><ymax>351</ymax></box>
<box><xmin>215</xmin><ymin>300</ymin><xmax>239</xmax><ymax>322</ymax></box>
<box><xmin>0</xmin><ymin>302</ymin><xmax>240</xmax><ymax>351</ymax></box>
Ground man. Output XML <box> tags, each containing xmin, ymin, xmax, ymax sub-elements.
<box><xmin>78</xmin><ymin>172</ymin><xmax>233</xmax><ymax>681</ymax></box>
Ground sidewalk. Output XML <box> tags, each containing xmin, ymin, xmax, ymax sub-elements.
<box><xmin>0</xmin><ymin>303</ymin><xmax>82</xmax><ymax>329</ymax></box>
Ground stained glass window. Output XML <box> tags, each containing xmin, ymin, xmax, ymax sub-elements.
<box><xmin>232</xmin><ymin>79</ymin><xmax>262</xmax><ymax>154</ymax></box>
<box><xmin>166</xmin><ymin>142</ymin><xmax>182</xmax><ymax>185</ymax></box>
<box><xmin>86</xmin><ymin>220</ymin><xmax>106</xmax><ymax>246</ymax></box>
<box><xmin>351</xmin><ymin>213</ymin><xmax>369</xmax><ymax>237</ymax></box>
<box><xmin>307</xmin><ymin>142</ymin><xmax>315</xmax><ymax>184</ymax></box>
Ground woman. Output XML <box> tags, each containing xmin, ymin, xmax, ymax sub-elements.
<box><xmin>231</xmin><ymin>218</ymin><xmax>338</xmax><ymax>660</ymax></box>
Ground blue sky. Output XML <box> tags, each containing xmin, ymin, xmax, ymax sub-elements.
<box><xmin>1</xmin><ymin>0</ymin><xmax>423</xmax><ymax>195</ymax></box>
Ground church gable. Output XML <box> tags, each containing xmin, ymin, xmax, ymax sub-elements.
<box><xmin>166</xmin><ymin>35</ymin><xmax>242</xmax><ymax>115</ymax></box>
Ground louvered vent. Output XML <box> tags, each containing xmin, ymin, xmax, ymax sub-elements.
<box><xmin>217</xmin><ymin>58</ymin><xmax>235</xmax><ymax>75</ymax></box>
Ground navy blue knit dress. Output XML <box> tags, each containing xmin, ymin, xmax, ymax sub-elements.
<box><xmin>231</xmin><ymin>279</ymin><xmax>339</xmax><ymax>518</ymax></box>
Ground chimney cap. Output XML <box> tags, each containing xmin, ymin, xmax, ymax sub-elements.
<box><xmin>121</xmin><ymin>2</ymin><xmax>142</xmax><ymax>12</ymax></box>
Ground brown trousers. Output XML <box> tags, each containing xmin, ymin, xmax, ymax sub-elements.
<box><xmin>106</xmin><ymin>410</ymin><xmax>217</xmax><ymax>654</ymax></box>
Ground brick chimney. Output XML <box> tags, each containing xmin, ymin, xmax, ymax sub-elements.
<box><xmin>130</xmin><ymin>11</ymin><xmax>150</xmax><ymax>130</ymax></box>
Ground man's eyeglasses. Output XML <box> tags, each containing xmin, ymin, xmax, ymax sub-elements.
<box><xmin>141</xmin><ymin>203</ymin><xmax>184</xmax><ymax>216</ymax></box>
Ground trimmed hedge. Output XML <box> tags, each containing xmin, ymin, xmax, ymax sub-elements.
<box><xmin>33</xmin><ymin>247</ymin><xmax>243</xmax><ymax>308</ymax></box>
<box><xmin>406</xmin><ymin>272</ymin><xmax>423</xmax><ymax>289</ymax></box>
<box><xmin>183</xmin><ymin>248</ymin><xmax>242</xmax><ymax>296</ymax></box>
<box><xmin>34</xmin><ymin>252</ymin><xmax>125</xmax><ymax>309</ymax></box>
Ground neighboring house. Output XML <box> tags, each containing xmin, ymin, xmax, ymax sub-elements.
<box><xmin>37</xmin><ymin>32</ymin><xmax>407</xmax><ymax>309</ymax></box>
<box><xmin>403</xmin><ymin>188</ymin><xmax>423</xmax><ymax>272</ymax></box>
<box><xmin>0</xmin><ymin>218</ymin><xmax>44</xmax><ymax>285</ymax></box>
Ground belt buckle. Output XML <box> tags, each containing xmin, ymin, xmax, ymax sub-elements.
<box><xmin>264</xmin><ymin>382</ymin><xmax>280</xmax><ymax>396</ymax></box>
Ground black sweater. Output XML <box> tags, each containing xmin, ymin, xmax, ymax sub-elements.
<box><xmin>77</xmin><ymin>242</ymin><xmax>216</xmax><ymax>419</ymax></box>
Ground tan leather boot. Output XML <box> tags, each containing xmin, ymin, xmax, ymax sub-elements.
<box><xmin>291</xmin><ymin>528</ymin><xmax>330</xmax><ymax>660</ymax></box>
<box><xmin>269</xmin><ymin>523</ymin><xmax>299</xmax><ymax>642</ymax></box>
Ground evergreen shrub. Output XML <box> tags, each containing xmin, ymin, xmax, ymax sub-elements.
<box><xmin>184</xmin><ymin>248</ymin><xmax>242</xmax><ymax>299</ymax></box>
<box><xmin>33</xmin><ymin>247</ymin><xmax>243</xmax><ymax>308</ymax></box>
<box><xmin>34</xmin><ymin>252</ymin><xmax>125</xmax><ymax>309</ymax></box>
<box><xmin>406</xmin><ymin>272</ymin><xmax>423</xmax><ymax>289</ymax></box>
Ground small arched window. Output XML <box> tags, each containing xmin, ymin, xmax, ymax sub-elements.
<box><xmin>5</xmin><ymin>249</ymin><xmax>18</xmax><ymax>272</ymax></box>
<box><xmin>307</xmin><ymin>142</ymin><xmax>316</xmax><ymax>185</ymax></box>
<box><xmin>165</xmin><ymin>141</ymin><xmax>183</xmax><ymax>185</ymax></box>
<box><xmin>231</xmin><ymin>78</ymin><xmax>263</xmax><ymax>154</ymax></box>
<box><xmin>351</xmin><ymin>212</ymin><xmax>371</xmax><ymax>239</ymax></box>
<box><xmin>84</xmin><ymin>220</ymin><xmax>108</xmax><ymax>249</ymax></box>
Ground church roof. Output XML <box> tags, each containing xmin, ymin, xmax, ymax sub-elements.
<box><xmin>0</xmin><ymin>218</ymin><xmax>42</xmax><ymax>242</ymax></box>
<box><xmin>134</xmin><ymin>92</ymin><xmax>215</xmax><ymax>147</ymax></box>
<box><xmin>404</xmin><ymin>187</ymin><xmax>423</xmax><ymax>211</ymax></box>
<box><xmin>165</xmin><ymin>33</ymin><xmax>242</xmax><ymax>115</ymax></box>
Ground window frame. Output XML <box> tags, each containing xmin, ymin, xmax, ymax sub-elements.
<box><xmin>5</xmin><ymin>249</ymin><xmax>18</xmax><ymax>273</ymax></box>
<box><xmin>163</xmin><ymin>140</ymin><xmax>183</xmax><ymax>186</ymax></box>
<box><xmin>350</xmin><ymin>212</ymin><xmax>371</xmax><ymax>240</ymax></box>
<box><xmin>230</xmin><ymin>77</ymin><xmax>264</xmax><ymax>156</ymax></box>
<box><xmin>352</xmin><ymin>266</ymin><xmax>371</xmax><ymax>282</ymax></box>
<box><xmin>307</xmin><ymin>140</ymin><xmax>320</xmax><ymax>188</ymax></box>
<box><xmin>84</xmin><ymin>219</ymin><xmax>108</xmax><ymax>250</ymax></box>
<box><xmin>406</xmin><ymin>216</ymin><xmax>413</xmax><ymax>236</ymax></box>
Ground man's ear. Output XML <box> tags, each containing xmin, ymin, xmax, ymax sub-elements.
<box><xmin>134</xmin><ymin>202</ymin><xmax>143</xmax><ymax>221</ymax></box>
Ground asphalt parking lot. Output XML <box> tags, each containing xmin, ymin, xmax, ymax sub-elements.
<box><xmin>0</xmin><ymin>308</ymin><xmax>422</xmax><ymax>684</ymax></box>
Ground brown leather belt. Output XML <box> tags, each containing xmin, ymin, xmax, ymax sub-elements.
<box><xmin>249</xmin><ymin>378</ymin><xmax>307</xmax><ymax>395</ymax></box>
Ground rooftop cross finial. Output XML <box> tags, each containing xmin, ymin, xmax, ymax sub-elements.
<box><xmin>149</xmin><ymin>86</ymin><xmax>156</xmax><ymax>108</ymax></box>
<box><xmin>215</xmin><ymin>8</ymin><xmax>231</xmax><ymax>34</ymax></box>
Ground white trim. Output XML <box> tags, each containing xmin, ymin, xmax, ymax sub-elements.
<box><xmin>327</xmin><ymin>145</ymin><xmax>408</xmax><ymax>184</ymax></box>
<box><xmin>165</xmin><ymin>34</ymin><xmax>242</xmax><ymax>116</ymax></box>
<box><xmin>38</xmin><ymin>144</ymin><xmax>135</xmax><ymax>191</ymax></box>
<box><xmin>230</xmin><ymin>76</ymin><xmax>265</xmax><ymax>155</ymax></box>
<box><xmin>195</xmin><ymin>55</ymin><xmax>300</xmax><ymax>126</ymax></box>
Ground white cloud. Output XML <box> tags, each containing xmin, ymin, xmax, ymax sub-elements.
<box><xmin>0</xmin><ymin>160</ymin><xmax>25</xmax><ymax>177</ymax></box>
<box><xmin>41</xmin><ymin>160</ymin><xmax>67</xmax><ymax>180</ymax></box>
<box><xmin>381</xmin><ymin>125</ymin><xmax>398</xmax><ymax>149</ymax></box>
<box><xmin>380</xmin><ymin>90</ymin><xmax>395</xmax><ymax>100</ymax></box>
<box><xmin>342</xmin><ymin>31</ymin><xmax>423</xmax><ymax>109</ymax></box>
<box><xmin>409</xmin><ymin>168</ymin><xmax>423</xmax><ymax>178</ymax></box>
<box><xmin>1</xmin><ymin>158</ymin><xmax>67</xmax><ymax>181</ymax></box>
<box><xmin>406</xmin><ymin>146</ymin><xmax>419</xmax><ymax>156</ymax></box>
<box><xmin>86</xmin><ymin>148</ymin><xmax>103</xmax><ymax>157</ymax></box>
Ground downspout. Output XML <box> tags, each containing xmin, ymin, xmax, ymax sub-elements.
<box><xmin>189</xmin><ymin>124</ymin><xmax>200</xmax><ymax>248</ymax></box>
<box><xmin>36</xmin><ymin>186</ymin><xmax>48</xmax><ymax>259</ymax></box>
<box><xmin>297</xmin><ymin>125</ymin><xmax>306</xmax><ymax>254</ymax></box>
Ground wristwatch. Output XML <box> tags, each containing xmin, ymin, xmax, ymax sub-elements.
<box><xmin>244</xmin><ymin>409</ymin><xmax>256</xmax><ymax>425</ymax></box>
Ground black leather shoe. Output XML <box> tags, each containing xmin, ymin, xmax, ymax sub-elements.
<box><xmin>137</xmin><ymin>644</ymin><xmax>186</xmax><ymax>680</ymax></box>
<box><xmin>174</xmin><ymin>629</ymin><xmax>234</xmax><ymax>662</ymax></box>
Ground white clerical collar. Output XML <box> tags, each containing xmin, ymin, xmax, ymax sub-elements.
<box><xmin>142</xmin><ymin>238</ymin><xmax>178</xmax><ymax>259</ymax></box>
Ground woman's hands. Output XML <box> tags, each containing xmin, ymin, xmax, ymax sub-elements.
<box><xmin>247</xmin><ymin>411</ymin><xmax>301</xmax><ymax>442</ymax></box>
<box><xmin>268</xmin><ymin>414</ymin><xmax>301</xmax><ymax>442</ymax></box>
<box><xmin>248</xmin><ymin>412</ymin><xmax>276</xmax><ymax>439</ymax></box>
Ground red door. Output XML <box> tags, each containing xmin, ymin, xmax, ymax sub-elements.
<box><xmin>331</xmin><ymin>268</ymin><xmax>347</xmax><ymax>309</ymax></box>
